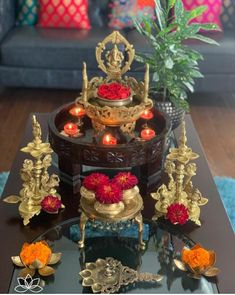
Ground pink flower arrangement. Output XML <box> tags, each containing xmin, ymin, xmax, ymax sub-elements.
<box><xmin>83</xmin><ymin>173</ymin><xmax>109</xmax><ymax>191</ymax></box>
<box><xmin>113</xmin><ymin>172</ymin><xmax>138</xmax><ymax>190</ymax></box>
<box><xmin>41</xmin><ymin>195</ymin><xmax>62</xmax><ymax>213</ymax></box>
<box><xmin>166</xmin><ymin>203</ymin><xmax>189</xmax><ymax>225</ymax></box>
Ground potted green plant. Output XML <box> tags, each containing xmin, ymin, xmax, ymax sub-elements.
<box><xmin>133</xmin><ymin>0</ymin><xmax>219</xmax><ymax>129</ymax></box>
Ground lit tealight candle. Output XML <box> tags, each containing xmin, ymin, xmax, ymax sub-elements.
<box><xmin>64</xmin><ymin>122</ymin><xmax>78</xmax><ymax>136</ymax></box>
<box><xmin>141</xmin><ymin>128</ymin><xmax>156</xmax><ymax>141</ymax></box>
<box><xmin>140</xmin><ymin>109</ymin><xmax>154</xmax><ymax>120</ymax></box>
<box><xmin>69</xmin><ymin>106</ymin><xmax>86</xmax><ymax>117</ymax></box>
<box><xmin>102</xmin><ymin>133</ymin><xmax>117</xmax><ymax>145</ymax></box>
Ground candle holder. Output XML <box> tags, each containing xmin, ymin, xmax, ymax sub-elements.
<box><xmin>151</xmin><ymin>121</ymin><xmax>208</xmax><ymax>226</ymax></box>
<box><xmin>3</xmin><ymin>115</ymin><xmax>63</xmax><ymax>225</ymax></box>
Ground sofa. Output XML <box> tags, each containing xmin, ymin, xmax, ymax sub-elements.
<box><xmin>0</xmin><ymin>0</ymin><xmax>235</xmax><ymax>92</ymax></box>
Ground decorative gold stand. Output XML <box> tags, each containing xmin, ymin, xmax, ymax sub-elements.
<box><xmin>76</xmin><ymin>31</ymin><xmax>153</xmax><ymax>130</ymax></box>
<box><xmin>78</xmin><ymin>194</ymin><xmax>145</xmax><ymax>250</ymax></box>
<box><xmin>79</xmin><ymin>257</ymin><xmax>163</xmax><ymax>293</ymax></box>
<box><xmin>4</xmin><ymin>115</ymin><xmax>62</xmax><ymax>225</ymax></box>
<box><xmin>151</xmin><ymin>121</ymin><xmax>208</xmax><ymax>226</ymax></box>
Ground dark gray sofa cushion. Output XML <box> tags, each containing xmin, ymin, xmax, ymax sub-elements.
<box><xmin>0</xmin><ymin>26</ymin><xmax>126</xmax><ymax>70</ymax></box>
<box><xmin>126</xmin><ymin>30</ymin><xmax>235</xmax><ymax>74</ymax></box>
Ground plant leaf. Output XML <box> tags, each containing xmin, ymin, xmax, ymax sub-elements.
<box><xmin>189</xmin><ymin>34</ymin><xmax>219</xmax><ymax>45</ymax></box>
<box><xmin>188</xmin><ymin>5</ymin><xmax>207</xmax><ymax>20</ymax></box>
<box><xmin>174</xmin><ymin>0</ymin><xmax>184</xmax><ymax>20</ymax></box>
<box><xmin>152</xmin><ymin>72</ymin><xmax>159</xmax><ymax>82</ymax></box>
<box><xmin>165</xmin><ymin>57</ymin><xmax>174</xmax><ymax>69</ymax></box>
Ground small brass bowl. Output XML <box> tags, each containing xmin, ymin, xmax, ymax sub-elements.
<box><xmin>80</xmin><ymin>186</ymin><xmax>96</xmax><ymax>204</ymax></box>
<box><xmin>123</xmin><ymin>186</ymin><xmax>139</xmax><ymax>204</ymax></box>
<box><xmin>94</xmin><ymin>201</ymin><xmax>125</xmax><ymax>218</ymax></box>
<box><xmin>96</xmin><ymin>95</ymin><xmax>133</xmax><ymax>107</ymax></box>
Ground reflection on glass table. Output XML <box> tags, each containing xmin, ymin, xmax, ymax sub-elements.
<box><xmin>9</xmin><ymin>218</ymin><xmax>218</xmax><ymax>294</ymax></box>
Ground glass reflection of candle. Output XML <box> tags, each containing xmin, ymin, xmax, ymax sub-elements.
<box><xmin>141</xmin><ymin>128</ymin><xmax>156</xmax><ymax>141</ymax></box>
<box><xmin>140</xmin><ymin>109</ymin><xmax>154</xmax><ymax>120</ymax></box>
<box><xmin>102</xmin><ymin>133</ymin><xmax>117</xmax><ymax>145</ymax></box>
<box><xmin>64</xmin><ymin>122</ymin><xmax>78</xmax><ymax>136</ymax></box>
<box><xmin>69</xmin><ymin>106</ymin><xmax>86</xmax><ymax>117</ymax></box>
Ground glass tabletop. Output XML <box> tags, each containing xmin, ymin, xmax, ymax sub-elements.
<box><xmin>9</xmin><ymin>218</ymin><xmax>218</xmax><ymax>294</ymax></box>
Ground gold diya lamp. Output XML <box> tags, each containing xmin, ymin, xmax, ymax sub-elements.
<box><xmin>3</xmin><ymin>115</ymin><xmax>63</xmax><ymax>225</ymax></box>
<box><xmin>76</xmin><ymin>31</ymin><xmax>153</xmax><ymax>132</ymax></box>
<box><xmin>151</xmin><ymin>121</ymin><xmax>208</xmax><ymax>226</ymax></box>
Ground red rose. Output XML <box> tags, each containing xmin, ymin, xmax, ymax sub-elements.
<box><xmin>41</xmin><ymin>195</ymin><xmax>62</xmax><ymax>213</ymax></box>
<box><xmin>166</xmin><ymin>203</ymin><xmax>189</xmax><ymax>225</ymax></box>
<box><xmin>97</xmin><ymin>83</ymin><xmax>131</xmax><ymax>100</ymax></box>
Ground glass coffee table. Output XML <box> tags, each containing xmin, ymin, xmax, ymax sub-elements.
<box><xmin>1</xmin><ymin>114</ymin><xmax>235</xmax><ymax>293</ymax></box>
<box><xmin>9</xmin><ymin>218</ymin><xmax>217</xmax><ymax>293</ymax></box>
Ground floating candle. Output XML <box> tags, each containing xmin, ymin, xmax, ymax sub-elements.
<box><xmin>63</xmin><ymin>122</ymin><xmax>78</xmax><ymax>136</ymax></box>
<box><xmin>141</xmin><ymin>128</ymin><xmax>156</xmax><ymax>141</ymax></box>
<box><xmin>69</xmin><ymin>106</ymin><xmax>86</xmax><ymax>117</ymax></box>
<box><xmin>140</xmin><ymin>109</ymin><xmax>154</xmax><ymax>120</ymax></box>
<box><xmin>102</xmin><ymin>133</ymin><xmax>117</xmax><ymax>145</ymax></box>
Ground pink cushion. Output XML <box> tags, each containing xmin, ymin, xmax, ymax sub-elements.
<box><xmin>182</xmin><ymin>0</ymin><xmax>222</xmax><ymax>29</ymax></box>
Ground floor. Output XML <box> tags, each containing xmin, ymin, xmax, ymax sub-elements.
<box><xmin>0</xmin><ymin>88</ymin><xmax>235</xmax><ymax>178</ymax></box>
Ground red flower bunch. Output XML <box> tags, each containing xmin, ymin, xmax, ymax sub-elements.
<box><xmin>97</xmin><ymin>83</ymin><xmax>131</xmax><ymax>100</ymax></box>
<box><xmin>83</xmin><ymin>173</ymin><xmax>109</xmax><ymax>191</ymax></box>
<box><xmin>41</xmin><ymin>195</ymin><xmax>62</xmax><ymax>213</ymax></box>
<box><xmin>113</xmin><ymin>172</ymin><xmax>138</xmax><ymax>190</ymax></box>
<box><xmin>166</xmin><ymin>203</ymin><xmax>189</xmax><ymax>225</ymax></box>
<box><xmin>96</xmin><ymin>182</ymin><xmax>123</xmax><ymax>204</ymax></box>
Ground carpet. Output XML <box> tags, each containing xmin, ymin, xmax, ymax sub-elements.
<box><xmin>0</xmin><ymin>172</ymin><xmax>234</xmax><ymax>231</ymax></box>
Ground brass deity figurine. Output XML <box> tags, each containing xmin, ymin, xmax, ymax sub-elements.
<box><xmin>76</xmin><ymin>30</ymin><xmax>153</xmax><ymax>130</ymax></box>
<box><xmin>151</xmin><ymin>122</ymin><xmax>208</xmax><ymax>226</ymax></box>
<box><xmin>4</xmin><ymin>115</ymin><xmax>62</xmax><ymax>225</ymax></box>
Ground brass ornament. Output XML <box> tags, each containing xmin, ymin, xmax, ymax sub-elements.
<box><xmin>151</xmin><ymin>121</ymin><xmax>208</xmax><ymax>226</ymax></box>
<box><xmin>78</xmin><ymin>192</ymin><xmax>146</xmax><ymax>250</ymax></box>
<box><xmin>173</xmin><ymin>246</ymin><xmax>220</xmax><ymax>279</ymax></box>
<box><xmin>75</xmin><ymin>31</ymin><xmax>153</xmax><ymax>130</ymax></box>
<box><xmin>3</xmin><ymin>115</ymin><xmax>64</xmax><ymax>225</ymax></box>
<box><xmin>79</xmin><ymin>257</ymin><xmax>163</xmax><ymax>293</ymax></box>
<box><xmin>12</xmin><ymin>245</ymin><xmax>61</xmax><ymax>278</ymax></box>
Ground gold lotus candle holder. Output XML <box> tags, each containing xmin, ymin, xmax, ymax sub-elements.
<box><xmin>75</xmin><ymin>31</ymin><xmax>153</xmax><ymax>133</ymax></box>
<box><xmin>12</xmin><ymin>240</ymin><xmax>61</xmax><ymax>277</ymax></box>
<box><xmin>151</xmin><ymin>121</ymin><xmax>208</xmax><ymax>226</ymax></box>
<box><xmin>4</xmin><ymin>115</ymin><xmax>63</xmax><ymax>225</ymax></box>
<box><xmin>79</xmin><ymin>257</ymin><xmax>163</xmax><ymax>293</ymax></box>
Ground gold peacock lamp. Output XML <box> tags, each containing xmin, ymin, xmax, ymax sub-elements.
<box><xmin>76</xmin><ymin>31</ymin><xmax>153</xmax><ymax>132</ymax></box>
<box><xmin>151</xmin><ymin>121</ymin><xmax>208</xmax><ymax>226</ymax></box>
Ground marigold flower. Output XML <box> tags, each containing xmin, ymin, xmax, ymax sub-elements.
<box><xmin>113</xmin><ymin>172</ymin><xmax>138</xmax><ymax>190</ymax></box>
<box><xmin>166</xmin><ymin>203</ymin><xmax>189</xmax><ymax>225</ymax></box>
<box><xmin>20</xmin><ymin>241</ymin><xmax>52</xmax><ymax>267</ymax></box>
<box><xmin>41</xmin><ymin>195</ymin><xmax>62</xmax><ymax>213</ymax></box>
<box><xmin>182</xmin><ymin>244</ymin><xmax>212</xmax><ymax>270</ymax></box>
<box><xmin>96</xmin><ymin>182</ymin><xmax>123</xmax><ymax>204</ymax></box>
<box><xmin>83</xmin><ymin>173</ymin><xmax>109</xmax><ymax>191</ymax></box>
